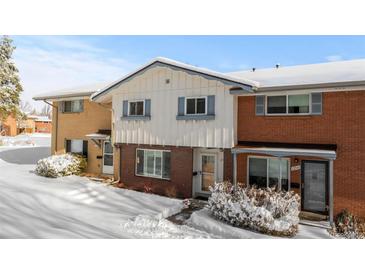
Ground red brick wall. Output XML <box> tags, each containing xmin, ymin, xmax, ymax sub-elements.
<box><xmin>119</xmin><ymin>144</ymin><xmax>194</xmax><ymax>198</ymax></box>
<box><xmin>237</xmin><ymin>90</ymin><xmax>365</xmax><ymax>217</ymax></box>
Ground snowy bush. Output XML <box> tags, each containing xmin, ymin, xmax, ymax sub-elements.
<box><xmin>331</xmin><ymin>209</ymin><xmax>365</xmax><ymax>239</ymax></box>
<box><xmin>207</xmin><ymin>182</ymin><xmax>301</xmax><ymax>237</ymax></box>
<box><xmin>35</xmin><ymin>153</ymin><xmax>87</xmax><ymax>178</ymax></box>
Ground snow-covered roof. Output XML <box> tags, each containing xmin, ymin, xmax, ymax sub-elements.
<box><xmin>35</xmin><ymin>116</ymin><xmax>51</xmax><ymax>122</ymax></box>
<box><xmin>91</xmin><ymin>57</ymin><xmax>258</xmax><ymax>102</ymax></box>
<box><xmin>227</xmin><ymin>59</ymin><xmax>365</xmax><ymax>90</ymax></box>
<box><xmin>33</xmin><ymin>82</ymin><xmax>109</xmax><ymax>101</ymax></box>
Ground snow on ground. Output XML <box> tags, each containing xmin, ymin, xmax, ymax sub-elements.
<box><xmin>188</xmin><ymin>208</ymin><xmax>334</xmax><ymax>239</ymax></box>
<box><xmin>0</xmin><ymin>133</ymin><xmax>51</xmax><ymax>147</ymax></box>
<box><xmin>0</xmin><ymin>142</ymin><xmax>334</xmax><ymax>239</ymax></box>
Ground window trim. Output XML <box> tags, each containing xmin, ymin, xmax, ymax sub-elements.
<box><xmin>128</xmin><ymin>100</ymin><xmax>145</xmax><ymax>116</ymax></box>
<box><xmin>184</xmin><ymin>96</ymin><xmax>208</xmax><ymax>116</ymax></box>
<box><xmin>247</xmin><ymin>155</ymin><xmax>291</xmax><ymax>190</ymax></box>
<box><xmin>135</xmin><ymin>148</ymin><xmax>171</xmax><ymax>180</ymax></box>
<box><xmin>265</xmin><ymin>94</ymin><xmax>311</xmax><ymax>116</ymax></box>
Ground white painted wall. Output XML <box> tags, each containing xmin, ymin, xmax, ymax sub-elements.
<box><xmin>112</xmin><ymin>65</ymin><xmax>237</xmax><ymax>148</ymax></box>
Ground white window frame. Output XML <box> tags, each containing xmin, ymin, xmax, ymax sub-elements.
<box><xmin>135</xmin><ymin>148</ymin><xmax>171</xmax><ymax>180</ymax></box>
<box><xmin>265</xmin><ymin>94</ymin><xmax>311</xmax><ymax>116</ymax></box>
<box><xmin>128</xmin><ymin>100</ymin><xmax>145</xmax><ymax>116</ymax></box>
<box><xmin>247</xmin><ymin>155</ymin><xmax>291</xmax><ymax>190</ymax></box>
<box><xmin>184</xmin><ymin>96</ymin><xmax>208</xmax><ymax>116</ymax></box>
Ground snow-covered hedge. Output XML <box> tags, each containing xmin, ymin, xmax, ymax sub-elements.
<box><xmin>35</xmin><ymin>153</ymin><xmax>87</xmax><ymax>178</ymax></box>
<box><xmin>207</xmin><ymin>182</ymin><xmax>301</xmax><ymax>237</ymax></box>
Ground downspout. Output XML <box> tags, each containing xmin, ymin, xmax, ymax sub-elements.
<box><xmin>43</xmin><ymin>100</ymin><xmax>58</xmax><ymax>154</ymax></box>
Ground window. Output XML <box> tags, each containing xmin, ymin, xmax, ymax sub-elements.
<box><xmin>288</xmin><ymin>94</ymin><xmax>309</xmax><ymax>114</ymax></box>
<box><xmin>185</xmin><ymin>97</ymin><xmax>206</xmax><ymax>115</ymax></box>
<box><xmin>66</xmin><ymin>139</ymin><xmax>88</xmax><ymax>157</ymax></box>
<box><xmin>63</xmin><ymin>100</ymin><xmax>83</xmax><ymax>113</ymax></box>
<box><xmin>136</xmin><ymin>149</ymin><xmax>171</xmax><ymax>179</ymax></box>
<box><xmin>248</xmin><ymin>157</ymin><xmax>289</xmax><ymax>190</ymax></box>
<box><xmin>129</xmin><ymin>101</ymin><xmax>144</xmax><ymax>116</ymax></box>
<box><xmin>266</xmin><ymin>94</ymin><xmax>310</xmax><ymax>115</ymax></box>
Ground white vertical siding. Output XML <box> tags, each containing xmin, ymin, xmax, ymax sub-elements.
<box><xmin>112</xmin><ymin>66</ymin><xmax>236</xmax><ymax>148</ymax></box>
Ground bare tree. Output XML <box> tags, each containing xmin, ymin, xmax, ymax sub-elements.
<box><xmin>40</xmin><ymin>103</ymin><xmax>52</xmax><ymax>118</ymax></box>
<box><xmin>19</xmin><ymin>100</ymin><xmax>34</xmax><ymax>115</ymax></box>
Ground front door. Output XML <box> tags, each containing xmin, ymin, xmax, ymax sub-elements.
<box><xmin>200</xmin><ymin>154</ymin><xmax>217</xmax><ymax>192</ymax></box>
<box><xmin>102</xmin><ymin>141</ymin><xmax>114</xmax><ymax>174</ymax></box>
<box><xmin>302</xmin><ymin>160</ymin><xmax>328</xmax><ymax>214</ymax></box>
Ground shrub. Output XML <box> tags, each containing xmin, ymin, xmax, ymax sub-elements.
<box><xmin>207</xmin><ymin>182</ymin><xmax>301</xmax><ymax>237</ymax></box>
<box><xmin>35</xmin><ymin>153</ymin><xmax>87</xmax><ymax>178</ymax></box>
<box><xmin>332</xmin><ymin>209</ymin><xmax>365</xmax><ymax>239</ymax></box>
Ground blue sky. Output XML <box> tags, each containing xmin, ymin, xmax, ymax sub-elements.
<box><xmin>11</xmin><ymin>35</ymin><xmax>365</xmax><ymax>109</ymax></box>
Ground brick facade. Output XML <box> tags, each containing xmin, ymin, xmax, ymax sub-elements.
<box><xmin>119</xmin><ymin>144</ymin><xmax>194</xmax><ymax>198</ymax></box>
<box><xmin>237</xmin><ymin>90</ymin><xmax>365</xmax><ymax>217</ymax></box>
<box><xmin>52</xmin><ymin>100</ymin><xmax>111</xmax><ymax>175</ymax></box>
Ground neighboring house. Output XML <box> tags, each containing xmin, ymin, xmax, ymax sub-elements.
<box><xmin>34</xmin><ymin>116</ymin><xmax>52</xmax><ymax>133</ymax></box>
<box><xmin>33</xmin><ymin>83</ymin><xmax>113</xmax><ymax>175</ymax></box>
<box><xmin>0</xmin><ymin>115</ymin><xmax>17</xmax><ymax>136</ymax></box>
<box><xmin>91</xmin><ymin>57</ymin><xmax>365</xmax><ymax>224</ymax></box>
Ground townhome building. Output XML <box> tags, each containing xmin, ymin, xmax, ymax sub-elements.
<box><xmin>92</xmin><ymin>57</ymin><xmax>365</xmax><ymax>224</ymax></box>
<box><xmin>35</xmin><ymin>57</ymin><xmax>365</xmax><ymax>224</ymax></box>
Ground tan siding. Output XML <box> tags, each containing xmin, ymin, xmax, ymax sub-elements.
<box><xmin>53</xmin><ymin>100</ymin><xmax>111</xmax><ymax>175</ymax></box>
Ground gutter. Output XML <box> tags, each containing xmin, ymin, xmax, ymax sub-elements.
<box><xmin>43</xmin><ymin>100</ymin><xmax>58</xmax><ymax>154</ymax></box>
<box><xmin>256</xmin><ymin>80</ymin><xmax>365</xmax><ymax>92</ymax></box>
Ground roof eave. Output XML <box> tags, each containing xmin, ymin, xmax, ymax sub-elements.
<box><xmin>256</xmin><ymin>80</ymin><xmax>365</xmax><ymax>92</ymax></box>
<box><xmin>91</xmin><ymin>58</ymin><xmax>257</xmax><ymax>101</ymax></box>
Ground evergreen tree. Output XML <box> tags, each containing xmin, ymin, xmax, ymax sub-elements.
<box><xmin>0</xmin><ymin>36</ymin><xmax>23</xmax><ymax>121</ymax></box>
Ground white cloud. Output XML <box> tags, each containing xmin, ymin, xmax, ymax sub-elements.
<box><xmin>12</xmin><ymin>37</ymin><xmax>138</xmax><ymax>110</ymax></box>
<box><xmin>326</xmin><ymin>55</ymin><xmax>343</xmax><ymax>62</ymax></box>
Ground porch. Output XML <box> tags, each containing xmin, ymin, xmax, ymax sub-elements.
<box><xmin>231</xmin><ymin>142</ymin><xmax>337</xmax><ymax>225</ymax></box>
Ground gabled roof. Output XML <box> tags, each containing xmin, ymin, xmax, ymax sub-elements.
<box><xmin>91</xmin><ymin>57</ymin><xmax>258</xmax><ymax>101</ymax></box>
<box><xmin>33</xmin><ymin>82</ymin><xmax>109</xmax><ymax>101</ymax></box>
<box><xmin>227</xmin><ymin>59</ymin><xmax>365</xmax><ymax>90</ymax></box>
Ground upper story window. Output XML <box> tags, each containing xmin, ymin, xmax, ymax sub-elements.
<box><xmin>62</xmin><ymin>100</ymin><xmax>84</xmax><ymax>113</ymax></box>
<box><xmin>185</xmin><ymin>97</ymin><xmax>207</xmax><ymax>115</ymax></box>
<box><xmin>122</xmin><ymin>99</ymin><xmax>151</xmax><ymax>120</ymax></box>
<box><xmin>266</xmin><ymin>94</ymin><xmax>310</xmax><ymax>115</ymax></box>
<box><xmin>129</xmin><ymin>100</ymin><xmax>144</xmax><ymax>116</ymax></box>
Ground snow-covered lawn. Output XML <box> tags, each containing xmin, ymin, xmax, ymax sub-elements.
<box><xmin>0</xmin><ymin>144</ymin><xmax>333</xmax><ymax>239</ymax></box>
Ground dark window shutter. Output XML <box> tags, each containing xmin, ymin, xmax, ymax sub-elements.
<box><xmin>255</xmin><ymin>95</ymin><xmax>265</xmax><ymax>116</ymax></box>
<box><xmin>123</xmin><ymin>100</ymin><xmax>128</xmax><ymax>117</ymax></box>
<box><xmin>207</xmin><ymin>95</ymin><xmax>215</xmax><ymax>116</ymax></box>
<box><xmin>59</xmin><ymin>101</ymin><xmax>64</xmax><ymax>113</ymax></box>
<box><xmin>79</xmin><ymin>100</ymin><xmax>84</xmax><ymax>112</ymax></box>
<box><xmin>145</xmin><ymin>99</ymin><xmax>151</xmax><ymax>117</ymax></box>
<box><xmin>178</xmin><ymin>97</ymin><xmax>185</xmax><ymax>116</ymax></box>
<box><xmin>65</xmin><ymin>140</ymin><xmax>71</xmax><ymax>153</ymax></box>
<box><xmin>83</xmin><ymin>140</ymin><xmax>88</xmax><ymax>157</ymax></box>
<box><xmin>311</xmin><ymin>93</ymin><xmax>322</xmax><ymax>115</ymax></box>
